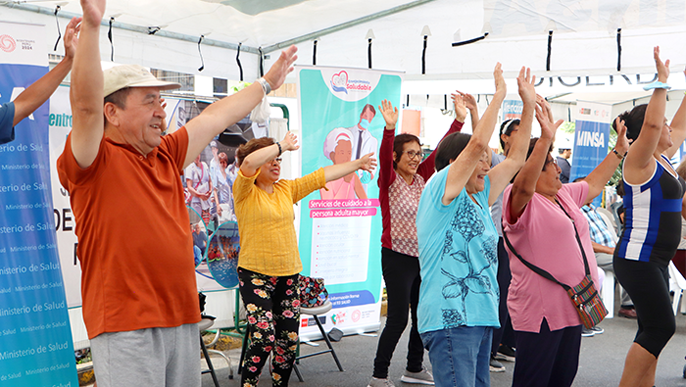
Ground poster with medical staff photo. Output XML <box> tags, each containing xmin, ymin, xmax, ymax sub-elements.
<box><xmin>297</xmin><ymin>65</ymin><xmax>402</xmax><ymax>338</ymax></box>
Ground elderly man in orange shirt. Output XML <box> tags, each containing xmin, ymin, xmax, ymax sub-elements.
<box><xmin>57</xmin><ymin>0</ymin><xmax>297</xmax><ymax>386</ymax></box>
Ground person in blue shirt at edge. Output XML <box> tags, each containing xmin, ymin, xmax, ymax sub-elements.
<box><xmin>556</xmin><ymin>148</ymin><xmax>572</xmax><ymax>183</ymax></box>
<box><xmin>0</xmin><ymin>17</ymin><xmax>81</xmax><ymax>145</ymax></box>
<box><xmin>415</xmin><ymin>64</ymin><xmax>536</xmax><ymax>387</ymax></box>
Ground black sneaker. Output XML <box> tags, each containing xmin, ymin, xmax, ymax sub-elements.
<box><xmin>581</xmin><ymin>327</ymin><xmax>595</xmax><ymax>337</ymax></box>
<box><xmin>494</xmin><ymin>345</ymin><xmax>516</xmax><ymax>362</ymax></box>
<box><xmin>590</xmin><ymin>326</ymin><xmax>604</xmax><ymax>335</ymax></box>
<box><xmin>489</xmin><ymin>356</ymin><xmax>505</xmax><ymax>372</ymax></box>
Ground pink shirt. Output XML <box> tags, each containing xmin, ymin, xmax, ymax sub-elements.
<box><xmin>503</xmin><ymin>182</ymin><xmax>600</xmax><ymax>333</ymax></box>
<box><xmin>321</xmin><ymin>177</ymin><xmax>357</xmax><ymax>200</ymax></box>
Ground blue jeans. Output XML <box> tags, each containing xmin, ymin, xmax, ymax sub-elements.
<box><xmin>420</xmin><ymin>326</ymin><xmax>492</xmax><ymax>387</ymax></box>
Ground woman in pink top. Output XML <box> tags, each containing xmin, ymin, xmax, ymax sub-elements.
<box><xmin>367</xmin><ymin>96</ymin><xmax>470</xmax><ymax>387</ymax></box>
<box><xmin>502</xmin><ymin>100</ymin><xmax>629</xmax><ymax>387</ymax></box>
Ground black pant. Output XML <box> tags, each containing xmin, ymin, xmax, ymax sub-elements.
<box><xmin>372</xmin><ymin>248</ymin><xmax>424</xmax><ymax>378</ymax></box>
<box><xmin>613</xmin><ymin>256</ymin><xmax>675</xmax><ymax>357</ymax></box>
<box><xmin>491</xmin><ymin>237</ymin><xmax>516</xmax><ymax>354</ymax></box>
<box><xmin>238</xmin><ymin>268</ymin><xmax>300</xmax><ymax>386</ymax></box>
<box><xmin>513</xmin><ymin>319</ymin><xmax>582</xmax><ymax>387</ymax></box>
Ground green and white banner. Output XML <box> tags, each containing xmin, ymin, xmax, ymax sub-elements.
<box><xmin>296</xmin><ymin>66</ymin><xmax>401</xmax><ymax>338</ymax></box>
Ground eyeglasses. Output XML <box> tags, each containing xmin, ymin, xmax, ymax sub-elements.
<box><xmin>403</xmin><ymin>150</ymin><xmax>422</xmax><ymax>160</ymax></box>
<box><xmin>545</xmin><ymin>157</ymin><xmax>557</xmax><ymax>166</ymax></box>
<box><xmin>271</xmin><ymin>158</ymin><xmax>283</xmax><ymax>165</ymax></box>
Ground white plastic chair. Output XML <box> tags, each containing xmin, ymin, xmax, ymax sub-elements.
<box><xmin>668</xmin><ymin>261</ymin><xmax>686</xmax><ymax>315</ymax></box>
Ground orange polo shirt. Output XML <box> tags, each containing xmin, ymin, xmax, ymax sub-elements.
<box><xmin>57</xmin><ymin>127</ymin><xmax>199</xmax><ymax>339</ymax></box>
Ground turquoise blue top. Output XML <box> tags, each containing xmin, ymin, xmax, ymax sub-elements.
<box><xmin>416</xmin><ymin>168</ymin><xmax>500</xmax><ymax>334</ymax></box>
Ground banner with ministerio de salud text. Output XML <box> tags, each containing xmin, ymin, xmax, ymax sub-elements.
<box><xmin>0</xmin><ymin>21</ymin><xmax>78</xmax><ymax>386</ymax></box>
<box><xmin>297</xmin><ymin>66</ymin><xmax>402</xmax><ymax>339</ymax></box>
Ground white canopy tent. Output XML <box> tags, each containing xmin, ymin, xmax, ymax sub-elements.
<box><xmin>2</xmin><ymin>0</ymin><xmax>685</xmax><ymax>90</ymax></box>
<box><xmin>4</xmin><ymin>0</ymin><xmax>685</xmax><ymax>149</ymax></box>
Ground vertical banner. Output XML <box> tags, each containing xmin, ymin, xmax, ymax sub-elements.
<box><xmin>0</xmin><ymin>22</ymin><xmax>78</xmax><ymax>386</ymax></box>
<box><xmin>572</xmin><ymin>100</ymin><xmax>612</xmax><ymax>206</ymax></box>
<box><xmin>297</xmin><ymin>66</ymin><xmax>402</xmax><ymax>339</ymax></box>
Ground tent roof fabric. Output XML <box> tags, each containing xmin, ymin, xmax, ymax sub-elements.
<box><xmin>3</xmin><ymin>0</ymin><xmax>685</xmax><ymax>99</ymax></box>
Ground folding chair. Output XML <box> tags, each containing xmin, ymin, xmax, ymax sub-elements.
<box><xmin>293</xmin><ymin>300</ymin><xmax>344</xmax><ymax>382</ymax></box>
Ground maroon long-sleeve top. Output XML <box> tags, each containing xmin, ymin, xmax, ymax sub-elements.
<box><xmin>377</xmin><ymin>120</ymin><xmax>463</xmax><ymax>256</ymax></box>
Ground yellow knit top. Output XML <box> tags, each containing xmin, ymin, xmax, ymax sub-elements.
<box><xmin>233</xmin><ymin>167</ymin><xmax>326</xmax><ymax>276</ymax></box>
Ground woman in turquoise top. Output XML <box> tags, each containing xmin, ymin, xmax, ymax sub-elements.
<box><xmin>415</xmin><ymin>65</ymin><xmax>535</xmax><ymax>387</ymax></box>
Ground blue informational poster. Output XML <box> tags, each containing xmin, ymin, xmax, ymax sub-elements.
<box><xmin>0</xmin><ymin>22</ymin><xmax>78</xmax><ymax>386</ymax></box>
<box><xmin>571</xmin><ymin>101</ymin><xmax>612</xmax><ymax>206</ymax></box>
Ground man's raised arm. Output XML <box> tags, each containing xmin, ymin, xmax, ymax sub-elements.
<box><xmin>183</xmin><ymin>46</ymin><xmax>298</xmax><ymax>169</ymax></box>
<box><xmin>69</xmin><ymin>0</ymin><xmax>106</xmax><ymax>169</ymax></box>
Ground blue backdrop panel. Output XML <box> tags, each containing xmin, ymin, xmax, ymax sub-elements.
<box><xmin>0</xmin><ymin>64</ymin><xmax>78</xmax><ymax>386</ymax></box>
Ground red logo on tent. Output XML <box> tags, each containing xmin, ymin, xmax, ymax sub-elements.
<box><xmin>0</xmin><ymin>35</ymin><xmax>16</xmax><ymax>52</ymax></box>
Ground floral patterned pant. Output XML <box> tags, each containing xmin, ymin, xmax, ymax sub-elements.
<box><xmin>238</xmin><ymin>268</ymin><xmax>300</xmax><ymax>386</ymax></box>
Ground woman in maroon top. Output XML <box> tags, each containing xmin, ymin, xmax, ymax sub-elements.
<box><xmin>368</xmin><ymin>96</ymin><xmax>474</xmax><ymax>387</ymax></box>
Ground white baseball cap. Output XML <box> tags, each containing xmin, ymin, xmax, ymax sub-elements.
<box><xmin>103</xmin><ymin>64</ymin><xmax>181</xmax><ymax>97</ymax></box>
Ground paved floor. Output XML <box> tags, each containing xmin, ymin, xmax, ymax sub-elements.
<box><xmin>202</xmin><ymin>311</ymin><xmax>686</xmax><ymax>387</ymax></box>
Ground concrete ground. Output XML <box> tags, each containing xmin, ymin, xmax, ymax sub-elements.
<box><xmin>202</xmin><ymin>311</ymin><xmax>686</xmax><ymax>387</ymax></box>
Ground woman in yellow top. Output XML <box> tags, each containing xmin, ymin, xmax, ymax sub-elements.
<box><xmin>233</xmin><ymin>131</ymin><xmax>376</xmax><ymax>387</ymax></box>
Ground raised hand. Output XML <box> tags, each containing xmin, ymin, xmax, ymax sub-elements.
<box><xmin>378</xmin><ymin>99</ymin><xmax>398</xmax><ymax>129</ymax></box>
<box><xmin>493</xmin><ymin>63</ymin><xmax>506</xmax><ymax>97</ymax></box>
<box><xmin>357</xmin><ymin>152</ymin><xmax>378</xmax><ymax>173</ymax></box>
<box><xmin>654</xmin><ymin>46</ymin><xmax>670</xmax><ymax>83</ymax></box>
<box><xmin>63</xmin><ymin>17</ymin><xmax>81</xmax><ymax>60</ymax></box>
<box><xmin>80</xmin><ymin>0</ymin><xmax>105</xmax><ymax>27</ymax></box>
<box><xmin>535</xmin><ymin>97</ymin><xmax>562</xmax><ymax>132</ymax></box>
<box><xmin>280</xmin><ymin>131</ymin><xmax>300</xmax><ymax>152</ymax></box>
<box><xmin>614</xmin><ymin>117</ymin><xmax>630</xmax><ymax>154</ymax></box>
<box><xmin>516</xmin><ymin>67</ymin><xmax>535</xmax><ymax>105</ymax></box>
<box><xmin>458</xmin><ymin>91</ymin><xmax>478</xmax><ymax>112</ymax></box>
<box><xmin>534</xmin><ymin>102</ymin><xmax>561</xmax><ymax>140</ymax></box>
<box><xmin>263</xmin><ymin>45</ymin><xmax>298</xmax><ymax>91</ymax></box>
<box><xmin>451</xmin><ymin>92</ymin><xmax>468</xmax><ymax>122</ymax></box>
